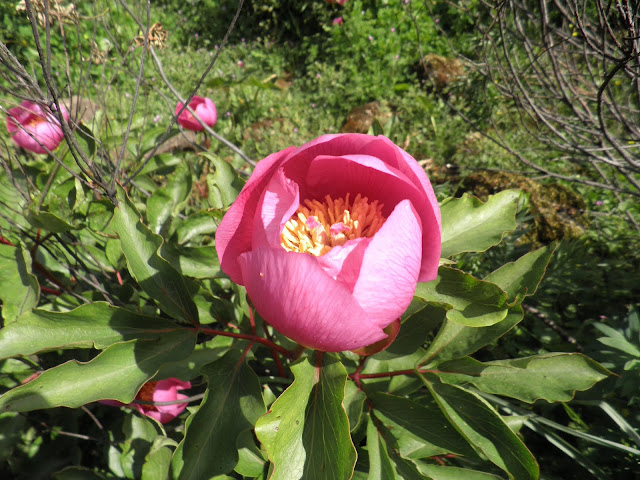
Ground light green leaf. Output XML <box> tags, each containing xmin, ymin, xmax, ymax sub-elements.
<box><xmin>0</xmin><ymin>302</ymin><xmax>184</xmax><ymax>360</ymax></box>
<box><xmin>161</xmin><ymin>244</ymin><xmax>220</xmax><ymax>279</ymax></box>
<box><xmin>142</xmin><ymin>446</ymin><xmax>173</xmax><ymax>480</ymax></box>
<box><xmin>419</xmin><ymin>306</ymin><xmax>523</xmax><ymax>366</ymax></box>
<box><xmin>235</xmin><ymin>430</ymin><xmax>266</xmax><ymax>477</ymax></box>
<box><xmin>171</xmin><ymin>349</ymin><xmax>265</xmax><ymax>480</ymax></box>
<box><xmin>0</xmin><ymin>244</ymin><xmax>39</xmax><ymax>324</ymax></box>
<box><xmin>369</xmin><ymin>393</ymin><xmax>478</xmax><ymax>459</ymax></box>
<box><xmin>175</xmin><ymin>211</ymin><xmax>220</xmax><ymax>245</ymax></box>
<box><xmin>0</xmin><ymin>330</ymin><xmax>195</xmax><ymax>412</ymax></box>
<box><xmin>440</xmin><ymin>190</ymin><xmax>520</xmax><ymax>257</ymax></box>
<box><xmin>255</xmin><ymin>354</ymin><xmax>356</xmax><ymax>480</ymax></box>
<box><xmin>204</xmin><ymin>152</ymin><xmax>244</xmax><ymax>209</ymax></box>
<box><xmin>51</xmin><ymin>466</ymin><xmax>107</xmax><ymax>480</ymax></box>
<box><xmin>485</xmin><ymin>244</ymin><xmax>556</xmax><ymax>301</ymax></box>
<box><xmin>415</xmin><ymin>267</ymin><xmax>508</xmax><ymax>327</ymax></box>
<box><xmin>147</xmin><ymin>162</ymin><xmax>192</xmax><ymax>235</ymax></box>
<box><xmin>423</xmin><ymin>379</ymin><xmax>538</xmax><ymax>480</ymax></box>
<box><xmin>436</xmin><ymin>354</ymin><xmax>610</xmax><ymax>403</ymax></box>
<box><xmin>112</xmin><ymin>186</ymin><xmax>198</xmax><ymax>324</ymax></box>
<box><xmin>593</xmin><ymin>323</ymin><xmax>640</xmax><ymax>357</ymax></box>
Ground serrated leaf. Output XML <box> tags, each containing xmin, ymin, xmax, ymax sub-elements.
<box><xmin>419</xmin><ymin>306</ymin><xmax>523</xmax><ymax>366</ymax></box>
<box><xmin>440</xmin><ymin>190</ymin><xmax>520</xmax><ymax>257</ymax></box>
<box><xmin>171</xmin><ymin>349</ymin><xmax>265</xmax><ymax>480</ymax></box>
<box><xmin>0</xmin><ymin>244</ymin><xmax>39</xmax><ymax>323</ymax></box>
<box><xmin>415</xmin><ymin>267</ymin><xmax>508</xmax><ymax>327</ymax></box>
<box><xmin>0</xmin><ymin>330</ymin><xmax>195</xmax><ymax>412</ymax></box>
<box><xmin>0</xmin><ymin>302</ymin><xmax>183</xmax><ymax>360</ymax></box>
<box><xmin>423</xmin><ymin>379</ymin><xmax>538</xmax><ymax>480</ymax></box>
<box><xmin>255</xmin><ymin>354</ymin><xmax>356</xmax><ymax>480</ymax></box>
<box><xmin>112</xmin><ymin>186</ymin><xmax>198</xmax><ymax>324</ymax></box>
<box><xmin>437</xmin><ymin>354</ymin><xmax>610</xmax><ymax>403</ymax></box>
<box><xmin>369</xmin><ymin>393</ymin><xmax>478</xmax><ymax>459</ymax></box>
<box><xmin>485</xmin><ymin>244</ymin><xmax>556</xmax><ymax>301</ymax></box>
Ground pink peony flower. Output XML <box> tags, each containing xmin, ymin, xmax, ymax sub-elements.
<box><xmin>100</xmin><ymin>378</ymin><xmax>191</xmax><ymax>424</ymax></box>
<box><xmin>215</xmin><ymin>134</ymin><xmax>441</xmax><ymax>352</ymax></box>
<box><xmin>6</xmin><ymin>100</ymin><xmax>69</xmax><ymax>154</ymax></box>
<box><xmin>327</xmin><ymin>0</ymin><xmax>348</xmax><ymax>5</ymax></box>
<box><xmin>175</xmin><ymin>95</ymin><xmax>217</xmax><ymax>131</ymax></box>
<box><xmin>332</xmin><ymin>17</ymin><xmax>344</xmax><ymax>25</ymax></box>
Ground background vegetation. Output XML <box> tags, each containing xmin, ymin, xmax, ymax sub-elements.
<box><xmin>1</xmin><ymin>0</ymin><xmax>638</xmax><ymax>478</ymax></box>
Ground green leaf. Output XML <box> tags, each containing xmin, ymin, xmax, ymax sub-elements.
<box><xmin>593</xmin><ymin>323</ymin><xmax>640</xmax><ymax>357</ymax></box>
<box><xmin>139</xmin><ymin>154</ymin><xmax>183</xmax><ymax>177</ymax></box>
<box><xmin>0</xmin><ymin>302</ymin><xmax>184</xmax><ymax>360</ymax></box>
<box><xmin>369</xmin><ymin>393</ymin><xmax>478</xmax><ymax>459</ymax></box>
<box><xmin>175</xmin><ymin>211</ymin><xmax>220</xmax><ymax>245</ymax></box>
<box><xmin>0</xmin><ymin>330</ymin><xmax>195</xmax><ymax>412</ymax></box>
<box><xmin>255</xmin><ymin>353</ymin><xmax>356</xmax><ymax>480</ymax></box>
<box><xmin>423</xmin><ymin>379</ymin><xmax>538</xmax><ymax>480</ymax></box>
<box><xmin>0</xmin><ymin>244</ymin><xmax>39</xmax><ymax>323</ymax></box>
<box><xmin>485</xmin><ymin>244</ymin><xmax>556</xmax><ymax>301</ymax></box>
<box><xmin>419</xmin><ymin>306</ymin><xmax>524</xmax><ymax>366</ymax></box>
<box><xmin>25</xmin><ymin>208</ymin><xmax>75</xmax><ymax>232</ymax></box>
<box><xmin>112</xmin><ymin>186</ymin><xmax>198</xmax><ymax>324</ymax></box>
<box><xmin>413</xmin><ymin>463</ymin><xmax>504</xmax><ymax>480</ymax></box>
<box><xmin>414</xmin><ymin>267</ymin><xmax>508</xmax><ymax>327</ymax></box>
<box><xmin>440</xmin><ymin>190</ymin><xmax>520</xmax><ymax>257</ymax></box>
<box><xmin>147</xmin><ymin>162</ymin><xmax>192</xmax><ymax>235</ymax></box>
<box><xmin>161</xmin><ymin>244</ymin><xmax>221</xmax><ymax>279</ymax></box>
<box><xmin>437</xmin><ymin>354</ymin><xmax>610</xmax><ymax>403</ymax></box>
<box><xmin>171</xmin><ymin>349</ymin><xmax>265</xmax><ymax>480</ymax></box>
<box><xmin>366</xmin><ymin>415</ymin><xmax>400</xmax><ymax>479</ymax></box>
<box><xmin>204</xmin><ymin>153</ymin><xmax>244</xmax><ymax>209</ymax></box>
<box><xmin>369</xmin><ymin>119</ymin><xmax>385</xmax><ymax>136</ymax></box>
<box><xmin>142</xmin><ymin>446</ymin><xmax>173</xmax><ymax>480</ymax></box>
<box><xmin>52</xmin><ymin>466</ymin><xmax>107</xmax><ymax>480</ymax></box>
<box><xmin>235</xmin><ymin>430</ymin><xmax>266</xmax><ymax>477</ymax></box>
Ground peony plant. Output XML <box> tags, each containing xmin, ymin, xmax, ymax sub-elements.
<box><xmin>216</xmin><ymin>133</ymin><xmax>441</xmax><ymax>352</ymax></box>
<box><xmin>6</xmin><ymin>100</ymin><xmax>69</xmax><ymax>154</ymax></box>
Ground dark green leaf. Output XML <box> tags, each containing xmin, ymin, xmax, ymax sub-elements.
<box><xmin>423</xmin><ymin>379</ymin><xmax>539</xmax><ymax>480</ymax></box>
<box><xmin>0</xmin><ymin>330</ymin><xmax>195</xmax><ymax>412</ymax></box>
<box><xmin>175</xmin><ymin>211</ymin><xmax>220</xmax><ymax>245</ymax></box>
<box><xmin>413</xmin><ymin>463</ymin><xmax>503</xmax><ymax>480</ymax></box>
<box><xmin>437</xmin><ymin>354</ymin><xmax>610</xmax><ymax>403</ymax></box>
<box><xmin>366</xmin><ymin>415</ymin><xmax>399</xmax><ymax>479</ymax></box>
<box><xmin>369</xmin><ymin>393</ymin><xmax>477</xmax><ymax>459</ymax></box>
<box><xmin>255</xmin><ymin>354</ymin><xmax>356</xmax><ymax>480</ymax></box>
<box><xmin>0</xmin><ymin>302</ymin><xmax>184</xmax><ymax>360</ymax></box>
<box><xmin>112</xmin><ymin>186</ymin><xmax>198</xmax><ymax>324</ymax></box>
<box><xmin>0</xmin><ymin>244</ymin><xmax>39</xmax><ymax>324</ymax></box>
<box><xmin>25</xmin><ymin>208</ymin><xmax>75</xmax><ymax>232</ymax></box>
<box><xmin>415</xmin><ymin>267</ymin><xmax>508</xmax><ymax>327</ymax></box>
<box><xmin>440</xmin><ymin>190</ymin><xmax>520</xmax><ymax>257</ymax></box>
<box><xmin>171</xmin><ymin>349</ymin><xmax>265</xmax><ymax>480</ymax></box>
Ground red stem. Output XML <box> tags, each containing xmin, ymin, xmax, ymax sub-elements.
<box><xmin>193</xmin><ymin>327</ymin><xmax>295</xmax><ymax>359</ymax></box>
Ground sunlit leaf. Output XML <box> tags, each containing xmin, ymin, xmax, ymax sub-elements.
<box><xmin>0</xmin><ymin>302</ymin><xmax>183</xmax><ymax>360</ymax></box>
<box><xmin>440</xmin><ymin>190</ymin><xmax>520</xmax><ymax>257</ymax></box>
<box><xmin>415</xmin><ymin>267</ymin><xmax>508</xmax><ymax>327</ymax></box>
<box><xmin>204</xmin><ymin>152</ymin><xmax>244</xmax><ymax>209</ymax></box>
<box><xmin>0</xmin><ymin>244</ymin><xmax>39</xmax><ymax>324</ymax></box>
<box><xmin>255</xmin><ymin>353</ymin><xmax>356</xmax><ymax>480</ymax></box>
<box><xmin>0</xmin><ymin>330</ymin><xmax>195</xmax><ymax>412</ymax></box>
<box><xmin>112</xmin><ymin>186</ymin><xmax>198</xmax><ymax>324</ymax></box>
<box><xmin>437</xmin><ymin>354</ymin><xmax>610</xmax><ymax>403</ymax></box>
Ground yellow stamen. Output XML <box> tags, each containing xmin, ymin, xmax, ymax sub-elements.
<box><xmin>280</xmin><ymin>193</ymin><xmax>386</xmax><ymax>256</ymax></box>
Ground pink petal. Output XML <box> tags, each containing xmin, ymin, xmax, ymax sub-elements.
<box><xmin>316</xmin><ymin>237</ymin><xmax>370</xmax><ymax>292</ymax></box>
<box><xmin>305</xmin><ymin>153</ymin><xmax>441</xmax><ymax>281</ymax></box>
<box><xmin>251</xmin><ymin>167</ymin><xmax>300</xmax><ymax>250</ymax></box>
<box><xmin>216</xmin><ymin>147</ymin><xmax>296</xmax><ymax>284</ymax></box>
<box><xmin>352</xmin><ymin>199</ymin><xmax>422</xmax><ymax>328</ymax></box>
<box><xmin>238</xmin><ymin>247</ymin><xmax>387</xmax><ymax>351</ymax></box>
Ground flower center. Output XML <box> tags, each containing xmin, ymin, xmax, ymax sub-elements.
<box><xmin>280</xmin><ymin>193</ymin><xmax>385</xmax><ymax>256</ymax></box>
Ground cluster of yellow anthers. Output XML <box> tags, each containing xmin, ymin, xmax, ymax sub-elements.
<box><xmin>281</xmin><ymin>193</ymin><xmax>386</xmax><ymax>256</ymax></box>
